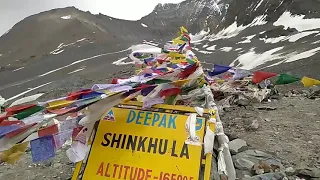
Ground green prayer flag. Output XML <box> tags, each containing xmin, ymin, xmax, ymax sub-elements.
<box><xmin>275</xmin><ymin>74</ymin><xmax>300</xmax><ymax>85</ymax></box>
<box><xmin>14</xmin><ymin>106</ymin><xmax>44</xmax><ymax>120</ymax></box>
<box><xmin>181</xmin><ymin>36</ymin><xmax>189</xmax><ymax>42</ymax></box>
<box><xmin>186</xmin><ymin>58</ymin><xmax>195</xmax><ymax>65</ymax></box>
<box><xmin>146</xmin><ymin>79</ymin><xmax>172</xmax><ymax>85</ymax></box>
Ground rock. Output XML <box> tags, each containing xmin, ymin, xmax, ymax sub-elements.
<box><xmin>236</xmin><ymin>95</ymin><xmax>250</xmax><ymax>106</ymax></box>
<box><xmin>306</xmin><ymin>113</ymin><xmax>317</xmax><ymax>116</ymax></box>
<box><xmin>264</xmin><ymin>118</ymin><xmax>272</xmax><ymax>122</ymax></box>
<box><xmin>256</xmin><ymin>106</ymin><xmax>277</xmax><ymax>111</ymax></box>
<box><xmin>53</xmin><ymin>163</ymin><xmax>62</xmax><ymax>168</ymax></box>
<box><xmin>252</xmin><ymin>162</ymin><xmax>273</xmax><ymax>175</ymax></box>
<box><xmin>296</xmin><ymin>168</ymin><xmax>320</xmax><ymax>178</ymax></box>
<box><xmin>233</xmin><ymin>158</ymin><xmax>255</xmax><ymax>171</ymax></box>
<box><xmin>285</xmin><ymin>167</ymin><xmax>295</xmax><ymax>176</ymax></box>
<box><xmin>232</xmin><ymin>150</ymin><xmax>283</xmax><ymax>171</ymax></box>
<box><xmin>249</xmin><ymin>120</ymin><xmax>259</xmax><ymax>131</ymax></box>
<box><xmin>225</xmin><ymin>132</ymin><xmax>238</xmax><ymax>141</ymax></box>
<box><xmin>229</xmin><ymin>139</ymin><xmax>248</xmax><ymax>155</ymax></box>
<box><xmin>244</xmin><ymin>172</ymin><xmax>286</xmax><ymax>180</ymax></box>
<box><xmin>236</xmin><ymin>169</ymin><xmax>252</xmax><ymax>178</ymax></box>
<box><xmin>307</xmin><ymin>86</ymin><xmax>320</xmax><ymax>99</ymax></box>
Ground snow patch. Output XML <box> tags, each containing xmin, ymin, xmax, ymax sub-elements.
<box><xmin>61</xmin><ymin>15</ymin><xmax>72</xmax><ymax>20</ymax></box>
<box><xmin>311</xmin><ymin>40</ymin><xmax>320</xmax><ymax>44</ymax></box>
<box><xmin>68</xmin><ymin>67</ymin><xmax>86</xmax><ymax>74</ymax></box>
<box><xmin>274</xmin><ymin>11</ymin><xmax>320</xmax><ymax>32</ymax></box>
<box><xmin>109</xmin><ymin>18</ymin><xmax>112</xmax><ymax>20</ymax></box>
<box><xmin>235</xmin><ymin>48</ymin><xmax>242</xmax><ymax>51</ymax></box>
<box><xmin>209</xmin><ymin>15</ymin><xmax>267</xmax><ymax>41</ymax></box>
<box><xmin>261</xmin><ymin>31</ymin><xmax>318</xmax><ymax>43</ymax></box>
<box><xmin>112</xmin><ymin>57</ymin><xmax>134</xmax><ymax>65</ymax></box>
<box><xmin>203</xmin><ymin>44</ymin><xmax>209</xmax><ymax>48</ymax></box>
<box><xmin>141</xmin><ymin>23</ymin><xmax>148</xmax><ymax>27</ymax></box>
<box><xmin>6</xmin><ymin>82</ymin><xmax>53</xmax><ymax>102</ymax></box>
<box><xmin>231</xmin><ymin>46</ymin><xmax>320</xmax><ymax>70</ymax></box>
<box><xmin>230</xmin><ymin>47</ymin><xmax>285</xmax><ymax>69</ymax></box>
<box><xmin>13</xmin><ymin>67</ymin><xmax>25</xmax><ymax>72</ymax></box>
<box><xmin>39</xmin><ymin>48</ymin><xmax>130</xmax><ymax>77</ymax></box>
<box><xmin>0</xmin><ymin>54</ymin><xmax>2</xmax><ymax>57</ymax></box>
<box><xmin>220</xmin><ymin>47</ymin><xmax>232</xmax><ymax>52</ymax></box>
<box><xmin>288</xmin><ymin>31</ymin><xmax>318</xmax><ymax>42</ymax></box>
<box><xmin>52</xmin><ymin>49</ymin><xmax>65</xmax><ymax>55</ymax></box>
<box><xmin>254</xmin><ymin>0</ymin><xmax>264</xmax><ymax>11</ymax></box>
<box><xmin>206</xmin><ymin>45</ymin><xmax>216</xmax><ymax>51</ymax></box>
<box><xmin>286</xmin><ymin>47</ymin><xmax>320</xmax><ymax>63</ymax></box>
<box><xmin>238</xmin><ymin>35</ymin><xmax>255</xmax><ymax>44</ymax></box>
<box><xmin>198</xmin><ymin>50</ymin><xmax>213</xmax><ymax>54</ymax></box>
<box><xmin>143</xmin><ymin>40</ymin><xmax>159</xmax><ymax>47</ymax></box>
<box><xmin>190</xmin><ymin>29</ymin><xmax>210</xmax><ymax>43</ymax></box>
<box><xmin>260</xmin><ymin>36</ymin><xmax>287</xmax><ymax>44</ymax></box>
<box><xmin>50</xmin><ymin>38</ymin><xmax>87</xmax><ymax>55</ymax></box>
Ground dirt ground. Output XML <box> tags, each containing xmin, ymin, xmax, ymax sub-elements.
<box><xmin>0</xmin><ymin>89</ymin><xmax>319</xmax><ymax>180</ymax></box>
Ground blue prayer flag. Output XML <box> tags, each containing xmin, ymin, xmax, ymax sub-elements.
<box><xmin>208</xmin><ymin>64</ymin><xmax>232</xmax><ymax>76</ymax></box>
<box><xmin>30</xmin><ymin>136</ymin><xmax>55</xmax><ymax>162</ymax></box>
<box><xmin>0</xmin><ymin>125</ymin><xmax>20</xmax><ymax>136</ymax></box>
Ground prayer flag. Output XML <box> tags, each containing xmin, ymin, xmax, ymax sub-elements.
<box><xmin>252</xmin><ymin>71</ymin><xmax>277</xmax><ymax>84</ymax></box>
<box><xmin>301</xmin><ymin>76</ymin><xmax>320</xmax><ymax>87</ymax></box>
<box><xmin>208</xmin><ymin>64</ymin><xmax>232</xmax><ymax>76</ymax></box>
<box><xmin>30</xmin><ymin>136</ymin><xmax>55</xmax><ymax>162</ymax></box>
<box><xmin>275</xmin><ymin>74</ymin><xmax>300</xmax><ymax>85</ymax></box>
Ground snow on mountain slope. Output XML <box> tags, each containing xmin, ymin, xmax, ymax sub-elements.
<box><xmin>0</xmin><ymin>0</ymin><xmax>320</xmax><ymax>99</ymax></box>
<box><xmin>182</xmin><ymin>0</ymin><xmax>320</xmax><ymax>78</ymax></box>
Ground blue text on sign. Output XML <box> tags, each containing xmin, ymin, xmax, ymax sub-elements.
<box><xmin>126</xmin><ymin>110</ymin><xmax>203</xmax><ymax>130</ymax></box>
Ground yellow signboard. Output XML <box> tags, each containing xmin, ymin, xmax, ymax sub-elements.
<box><xmin>82</xmin><ymin>107</ymin><xmax>205</xmax><ymax>180</ymax></box>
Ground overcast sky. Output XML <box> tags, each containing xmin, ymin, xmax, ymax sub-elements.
<box><xmin>0</xmin><ymin>0</ymin><xmax>183</xmax><ymax>35</ymax></box>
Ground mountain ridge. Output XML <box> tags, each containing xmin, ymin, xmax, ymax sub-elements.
<box><xmin>0</xmin><ymin>0</ymin><xmax>319</xmax><ymax>99</ymax></box>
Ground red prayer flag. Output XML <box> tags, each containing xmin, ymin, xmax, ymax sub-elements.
<box><xmin>111</xmin><ymin>78</ymin><xmax>126</xmax><ymax>84</ymax></box>
<box><xmin>160</xmin><ymin>88</ymin><xmax>182</xmax><ymax>98</ymax></box>
<box><xmin>252</xmin><ymin>71</ymin><xmax>277</xmax><ymax>84</ymax></box>
<box><xmin>6</xmin><ymin>123</ymin><xmax>36</xmax><ymax>138</ymax></box>
<box><xmin>72</xmin><ymin>126</ymin><xmax>84</xmax><ymax>140</ymax></box>
<box><xmin>66</xmin><ymin>89</ymin><xmax>93</xmax><ymax>100</ymax></box>
<box><xmin>0</xmin><ymin>114</ymin><xmax>10</xmax><ymax>123</ymax></box>
<box><xmin>0</xmin><ymin>120</ymin><xmax>23</xmax><ymax>126</ymax></box>
<box><xmin>38</xmin><ymin>124</ymin><xmax>59</xmax><ymax>137</ymax></box>
<box><xmin>5</xmin><ymin>104</ymin><xmax>36</xmax><ymax>115</ymax></box>
<box><xmin>178</xmin><ymin>64</ymin><xmax>198</xmax><ymax>79</ymax></box>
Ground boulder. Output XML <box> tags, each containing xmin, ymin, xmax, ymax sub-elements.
<box><xmin>296</xmin><ymin>168</ymin><xmax>320</xmax><ymax>178</ymax></box>
<box><xmin>285</xmin><ymin>167</ymin><xmax>295</xmax><ymax>176</ymax></box>
<box><xmin>233</xmin><ymin>158</ymin><xmax>255</xmax><ymax>171</ymax></box>
<box><xmin>229</xmin><ymin>139</ymin><xmax>248</xmax><ymax>155</ymax></box>
<box><xmin>232</xmin><ymin>150</ymin><xmax>283</xmax><ymax>170</ymax></box>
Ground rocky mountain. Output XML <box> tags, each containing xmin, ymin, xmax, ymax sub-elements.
<box><xmin>0</xmin><ymin>0</ymin><xmax>319</xmax><ymax>99</ymax></box>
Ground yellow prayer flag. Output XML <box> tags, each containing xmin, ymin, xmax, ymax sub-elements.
<box><xmin>168</xmin><ymin>52</ymin><xmax>185</xmax><ymax>58</ymax></box>
<box><xmin>47</xmin><ymin>100</ymin><xmax>74</xmax><ymax>109</ymax></box>
<box><xmin>104</xmin><ymin>90</ymin><xmax>119</xmax><ymax>97</ymax></box>
<box><xmin>180</xmin><ymin>26</ymin><xmax>188</xmax><ymax>34</ymax></box>
<box><xmin>171</xmin><ymin>79</ymin><xmax>190</xmax><ymax>86</ymax></box>
<box><xmin>172</xmin><ymin>39</ymin><xmax>186</xmax><ymax>45</ymax></box>
<box><xmin>0</xmin><ymin>142</ymin><xmax>29</xmax><ymax>164</ymax></box>
<box><xmin>301</xmin><ymin>76</ymin><xmax>320</xmax><ymax>87</ymax></box>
